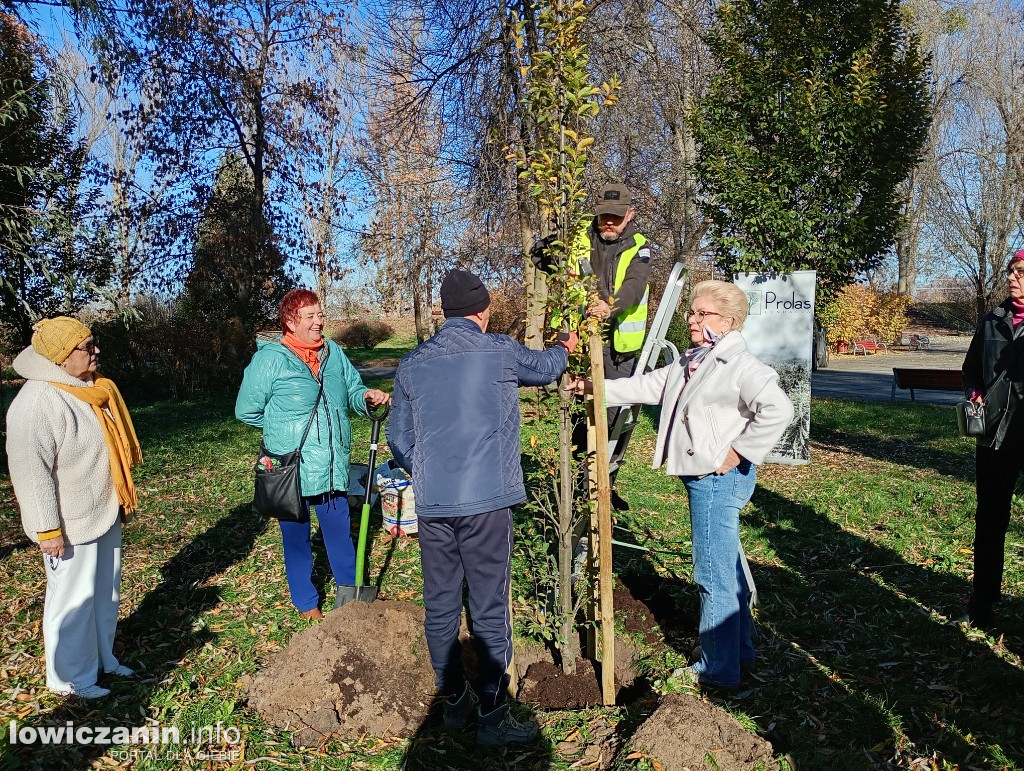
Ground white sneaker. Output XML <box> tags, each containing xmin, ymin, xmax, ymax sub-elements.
<box><xmin>68</xmin><ymin>684</ymin><xmax>110</xmax><ymax>699</ymax></box>
<box><xmin>106</xmin><ymin>665</ymin><xmax>136</xmax><ymax>677</ymax></box>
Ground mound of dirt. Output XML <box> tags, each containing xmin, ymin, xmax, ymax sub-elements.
<box><xmin>517</xmin><ymin>636</ymin><xmax>639</xmax><ymax>709</ymax></box>
<box><xmin>614</xmin><ymin>586</ymin><xmax>664</xmax><ymax>647</ymax></box>
<box><xmin>519</xmin><ymin>659</ymin><xmax>603</xmax><ymax>708</ymax></box>
<box><xmin>243</xmin><ymin>600</ymin><xmax>436</xmax><ymax>746</ymax></box>
<box><xmin>631</xmin><ymin>693</ymin><xmax>777</xmax><ymax>771</ymax></box>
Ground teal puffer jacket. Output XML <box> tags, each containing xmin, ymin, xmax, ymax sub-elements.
<box><xmin>235</xmin><ymin>338</ymin><xmax>370</xmax><ymax>496</ymax></box>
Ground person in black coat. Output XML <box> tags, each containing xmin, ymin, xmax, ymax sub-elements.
<box><xmin>961</xmin><ymin>248</ymin><xmax>1024</xmax><ymax>628</ymax></box>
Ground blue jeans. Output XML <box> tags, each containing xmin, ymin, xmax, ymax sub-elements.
<box><xmin>683</xmin><ymin>461</ymin><xmax>757</xmax><ymax>686</ymax></box>
<box><xmin>279</xmin><ymin>491</ymin><xmax>355</xmax><ymax>612</ymax></box>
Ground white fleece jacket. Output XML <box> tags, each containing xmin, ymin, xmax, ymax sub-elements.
<box><xmin>605</xmin><ymin>331</ymin><xmax>794</xmax><ymax>477</ymax></box>
<box><xmin>6</xmin><ymin>347</ymin><xmax>119</xmax><ymax>544</ymax></box>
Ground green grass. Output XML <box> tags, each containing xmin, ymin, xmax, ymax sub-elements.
<box><xmin>336</xmin><ymin>335</ymin><xmax>417</xmax><ymax>367</ymax></box>
<box><xmin>1</xmin><ymin>392</ymin><xmax>1022</xmax><ymax>769</ymax></box>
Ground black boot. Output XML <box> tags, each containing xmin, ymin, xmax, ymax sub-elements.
<box><xmin>442</xmin><ymin>683</ymin><xmax>478</xmax><ymax>730</ymax></box>
<box><xmin>476</xmin><ymin>703</ymin><xmax>539</xmax><ymax>746</ymax></box>
<box><xmin>966</xmin><ymin>597</ymin><xmax>994</xmax><ymax>630</ymax></box>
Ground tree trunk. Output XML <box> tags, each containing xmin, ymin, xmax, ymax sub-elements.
<box><xmin>521</xmin><ymin>184</ymin><xmax>547</xmax><ymax>349</ymax></box>
<box><xmin>896</xmin><ymin>232</ymin><xmax>917</xmax><ymax>297</ymax></box>
<box><xmin>413</xmin><ymin>282</ymin><xmax>431</xmax><ymax>342</ymax></box>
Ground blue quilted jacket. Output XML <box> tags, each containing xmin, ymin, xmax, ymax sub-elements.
<box><xmin>387</xmin><ymin>318</ymin><xmax>568</xmax><ymax>517</ymax></box>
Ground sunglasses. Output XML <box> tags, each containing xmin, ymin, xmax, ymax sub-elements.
<box><xmin>73</xmin><ymin>339</ymin><xmax>98</xmax><ymax>355</ymax></box>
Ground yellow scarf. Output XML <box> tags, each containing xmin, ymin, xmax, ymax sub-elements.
<box><xmin>50</xmin><ymin>377</ymin><xmax>143</xmax><ymax>514</ymax></box>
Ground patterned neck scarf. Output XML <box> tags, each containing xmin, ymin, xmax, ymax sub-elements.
<box><xmin>682</xmin><ymin>325</ymin><xmax>722</xmax><ymax>381</ymax></box>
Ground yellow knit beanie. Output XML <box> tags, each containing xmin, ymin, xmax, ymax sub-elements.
<box><xmin>31</xmin><ymin>317</ymin><xmax>92</xmax><ymax>364</ymax></box>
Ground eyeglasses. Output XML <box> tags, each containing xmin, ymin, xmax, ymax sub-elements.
<box><xmin>73</xmin><ymin>339</ymin><xmax>98</xmax><ymax>355</ymax></box>
<box><xmin>1006</xmin><ymin>266</ymin><xmax>1024</xmax><ymax>281</ymax></box>
<box><xmin>687</xmin><ymin>309</ymin><xmax>723</xmax><ymax>322</ymax></box>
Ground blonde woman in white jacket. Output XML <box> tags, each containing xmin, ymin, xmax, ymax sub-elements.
<box><xmin>6</xmin><ymin>317</ymin><xmax>142</xmax><ymax>699</ymax></box>
<box><xmin>572</xmin><ymin>280</ymin><xmax>793</xmax><ymax>688</ymax></box>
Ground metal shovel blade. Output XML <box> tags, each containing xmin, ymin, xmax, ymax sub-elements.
<box><xmin>355</xmin><ymin>585</ymin><xmax>378</xmax><ymax>603</ymax></box>
<box><xmin>334</xmin><ymin>584</ymin><xmax>358</xmax><ymax>609</ymax></box>
<box><xmin>334</xmin><ymin>583</ymin><xmax>377</xmax><ymax>609</ymax></box>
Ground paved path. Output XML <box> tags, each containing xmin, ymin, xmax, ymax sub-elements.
<box><xmin>355</xmin><ymin>365</ymin><xmax>398</xmax><ymax>380</ymax></box>
<box><xmin>812</xmin><ymin>334</ymin><xmax>969</xmax><ymax>404</ymax></box>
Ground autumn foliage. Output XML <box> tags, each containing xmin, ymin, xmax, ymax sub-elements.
<box><xmin>821</xmin><ymin>284</ymin><xmax>910</xmax><ymax>347</ymax></box>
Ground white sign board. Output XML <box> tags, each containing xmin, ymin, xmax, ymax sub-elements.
<box><xmin>732</xmin><ymin>271</ymin><xmax>816</xmax><ymax>465</ymax></box>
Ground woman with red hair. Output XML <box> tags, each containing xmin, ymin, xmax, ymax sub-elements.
<box><xmin>236</xmin><ymin>289</ymin><xmax>389</xmax><ymax>619</ymax></box>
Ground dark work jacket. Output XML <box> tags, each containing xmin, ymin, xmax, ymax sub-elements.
<box><xmin>962</xmin><ymin>298</ymin><xmax>1024</xmax><ymax>449</ymax></box>
<box><xmin>587</xmin><ymin>219</ymin><xmax>652</xmax><ymax>317</ymax></box>
<box><xmin>386</xmin><ymin>318</ymin><xmax>568</xmax><ymax>517</ymax></box>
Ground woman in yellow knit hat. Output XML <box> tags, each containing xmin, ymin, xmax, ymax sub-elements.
<box><xmin>6</xmin><ymin>316</ymin><xmax>142</xmax><ymax>699</ymax></box>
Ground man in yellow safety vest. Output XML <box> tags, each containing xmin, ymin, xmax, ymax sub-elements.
<box><xmin>573</xmin><ymin>182</ymin><xmax>653</xmax><ymax>510</ymax></box>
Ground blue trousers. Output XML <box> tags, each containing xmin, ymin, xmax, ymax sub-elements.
<box><xmin>279</xmin><ymin>491</ymin><xmax>355</xmax><ymax>612</ymax></box>
<box><xmin>683</xmin><ymin>462</ymin><xmax>757</xmax><ymax>686</ymax></box>
<box><xmin>418</xmin><ymin>508</ymin><xmax>513</xmax><ymax>712</ymax></box>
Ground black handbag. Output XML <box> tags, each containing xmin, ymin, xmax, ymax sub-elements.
<box><xmin>956</xmin><ymin>400</ymin><xmax>985</xmax><ymax>438</ymax></box>
<box><xmin>252</xmin><ymin>374</ymin><xmax>324</xmax><ymax>521</ymax></box>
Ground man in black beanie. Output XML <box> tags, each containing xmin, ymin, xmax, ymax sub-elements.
<box><xmin>387</xmin><ymin>268</ymin><xmax>577</xmax><ymax>746</ymax></box>
<box><xmin>439</xmin><ymin>269</ymin><xmax>490</xmax><ymax>318</ymax></box>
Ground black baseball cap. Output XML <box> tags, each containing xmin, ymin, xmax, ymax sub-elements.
<box><xmin>595</xmin><ymin>182</ymin><xmax>634</xmax><ymax>217</ymax></box>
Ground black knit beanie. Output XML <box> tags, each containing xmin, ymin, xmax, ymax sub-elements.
<box><xmin>440</xmin><ymin>269</ymin><xmax>490</xmax><ymax>318</ymax></box>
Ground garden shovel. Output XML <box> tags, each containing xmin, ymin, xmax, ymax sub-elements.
<box><xmin>335</xmin><ymin>401</ymin><xmax>389</xmax><ymax>608</ymax></box>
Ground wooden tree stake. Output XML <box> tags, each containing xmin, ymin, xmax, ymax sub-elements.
<box><xmin>585</xmin><ymin>403</ymin><xmax>598</xmax><ymax>661</ymax></box>
<box><xmin>588</xmin><ymin>333</ymin><xmax>615</xmax><ymax>706</ymax></box>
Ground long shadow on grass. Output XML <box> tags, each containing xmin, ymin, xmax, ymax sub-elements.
<box><xmin>9</xmin><ymin>504</ymin><xmax>268</xmax><ymax>770</ymax></box>
<box><xmin>811</xmin><ymin>400</ymin><xmax>978</xmax><ymax>483</ymax></box>
<box><xmin>738</xmin><ymin>488</ymin><xmax>1024</xmax><ymax>768</ymax></box>
<box><xmin>399</xmin><ymin>699</ymin><xmax>553</xmax><ymax>770</ymax></box>
<box><xmin>616</xmin><ymin>483</ymin><xmax>1024</xmax><ymax>769</ymax></box>
<box><xmin>811</xmin><ymin>424</ymin><xmax>976</xmax><ymax>483</ymax></box>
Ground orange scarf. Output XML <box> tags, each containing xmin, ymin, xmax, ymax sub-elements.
<box><xmin>49</xmin><ymin>376</ymin><xmax>143</xmax><ymax>514</ymax></box>
<box><xmin>282</xmin><ymin>333</ymin><xmax>324</xmax><ymax>377</ymax></box>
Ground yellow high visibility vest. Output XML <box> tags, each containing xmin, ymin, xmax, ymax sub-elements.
<box><xmin>571</xmin><ymin>220</ymin><xmax>649</xmax><ymax>353</ymax></box>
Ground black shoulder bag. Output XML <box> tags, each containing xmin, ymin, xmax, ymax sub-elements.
<box><xmin>958</xmin><ymin>316</ymin><xmax>1024</xmax><ymax>439</ymax></box>
<box><xmin>252</xmin><ymin>374</ymin><xmax>325</xmax><ymax>522</ymax></box>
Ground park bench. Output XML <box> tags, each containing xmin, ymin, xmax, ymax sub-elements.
<box><xmin>852</xmin><ymin>339</ymin><xmax>889</xmax><ymax>355</ymax></box>
<box><xmin>891</xmin><ymin>367</ymin><xmax>962</xmax><ymax>401</ymax></box>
